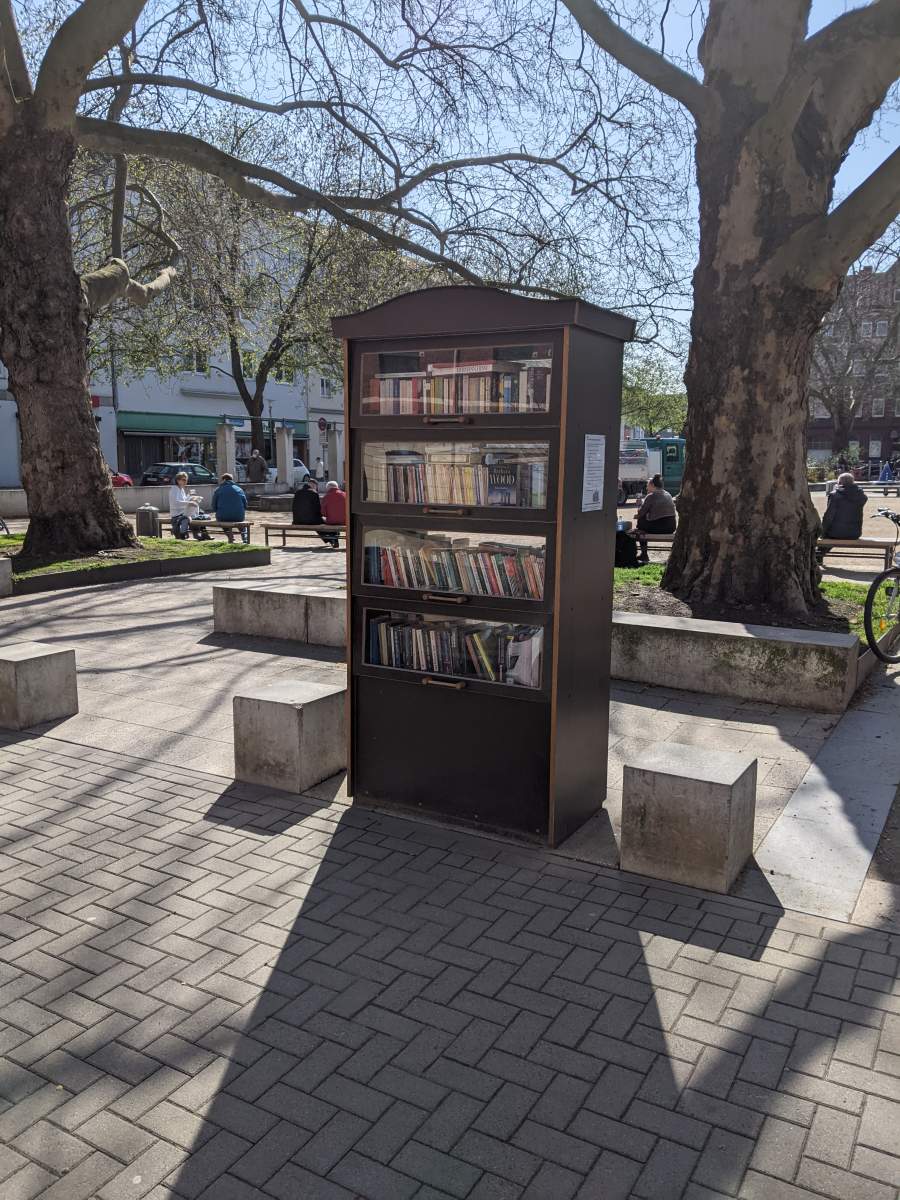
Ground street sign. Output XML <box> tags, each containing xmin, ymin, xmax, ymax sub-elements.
<box><xmin>318</xmin><ymin>416</ymin><xmax>328</xmax><ymax>432</ymax></box>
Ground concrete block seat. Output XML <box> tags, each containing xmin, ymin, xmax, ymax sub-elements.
<box><xmin>234</xmin><ymin>679</ymin><xmax>346</xmax><ymax>793</ymax></box>
<box><xmin>213</xmin><ymin>584</ymin><xmax>346</xmax><ymax>647</ymax></box>
<box><xmin>0</xmin><ymin>641</ymin><xmax>78</xmax><ymax>730</ymax></box>
<box><xmin>0</xmin><ymin>556</ymin><xmax>11</xmax><ymax>597</ymax></box>
<box><xmin>620</xmin><ymin>742</ymin><xmax>757</xmax><ymax>894</ymax></box>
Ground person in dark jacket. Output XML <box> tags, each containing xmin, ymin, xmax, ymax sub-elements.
<box><xmin>211</xmin><ymin>474</ymin><xmax>249</xmax><ymax>542</ymax></box>
<box><xmin>821</xmin><ymin>472</ymin><xmax>867</xmax><ymax>539</ymax></box>
<box><xmin>291</xmin><ymin>479</ymin><xmax>334</xmax><ymax>546</ymax></box>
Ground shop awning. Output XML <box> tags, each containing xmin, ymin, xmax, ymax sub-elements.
<box><xmin>117</xmin><ymin>411</ymin><xmax>307</xmax><ymax>436</ymax></box>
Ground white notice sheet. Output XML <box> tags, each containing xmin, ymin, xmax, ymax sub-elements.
<box><xmin>581</xmin><ymin>434</ymin><xmax>606</xmax><ymax>512</ymax></box>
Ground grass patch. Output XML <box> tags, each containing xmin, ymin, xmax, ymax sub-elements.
<box><xmin>7</xmin><ymin>535</ymin><xmax>259</xmax><ymax>579</ymax></box>
<box><xmin>611</xmin><ymin>563</ymin><xmax>877</xmax><ymax>639</ymax></box>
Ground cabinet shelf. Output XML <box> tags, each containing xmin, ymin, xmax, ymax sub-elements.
<box><xmin>335</xmin><ymin>285</ymin><xmax>635</xmax><ymax>845</ymax></box>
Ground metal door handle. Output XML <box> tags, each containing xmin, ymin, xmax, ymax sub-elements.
<box><xmin>423</xmin><ymin>416</ymin><xmax>472</xmax><ymax>425</ymax></box>
<box><xmin>422</xmin><ymin>506</ymin><xmax>468</xmax><ymax>516</ymax></box>
<box><xmin>422</xmin><ymin>593</ymin><xmax>467</xmax><ymax>604</ymax></box>
<box><xmin>421</xmin><ymin>677</ymin><xmax>466</xmax><ymax>690</ymax></box>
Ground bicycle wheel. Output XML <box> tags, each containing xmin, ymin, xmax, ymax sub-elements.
<box><xmin>864</xmin><ymin>568</ymin><xmax>900</xmax><ymax>662</ymax></box>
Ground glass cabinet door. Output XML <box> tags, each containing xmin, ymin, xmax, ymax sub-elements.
<box><xmin>360</xmin><ymin>441</ymin><xmax>551</xmax><ymax>510</ymax></box>
<box><xmin>365</xmin><ymin>609</ymin><xmax>544</xmax><ymax>689</ymax></box>
<box><xmin>360</xmin><ymin>343</ymin><xmax>553</xmax><ymax>416</ymax></box>
<box><xmin>362</xmin><ymin>527</ymin><xmax>546</xmax><ymax>601</ymax></box>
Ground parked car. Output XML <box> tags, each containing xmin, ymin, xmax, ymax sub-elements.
<box><xmin>140</xmin><ymin>462</ymin><xmax>217</xmax><ymax>486</ymax></box>
<box><xmin>235</xmin><ymin>456</ymin><xmax>310</xmax><ymax>488</ymax></box>
<box><xmin>109</xmin><ymin>469</ymin><xmax>133</xmax><ymax>487</ymax></box>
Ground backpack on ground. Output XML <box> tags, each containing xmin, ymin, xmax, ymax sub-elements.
<box><xmin>614</xmin><ymin>529</ymin><xmax>640</xmax><ymax>568</ymax></box>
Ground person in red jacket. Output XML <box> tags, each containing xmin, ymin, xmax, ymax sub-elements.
<box><xmin>320</xmin><ymin>480</ymin><xmax>346</xmax><ymax>548</ymax></box>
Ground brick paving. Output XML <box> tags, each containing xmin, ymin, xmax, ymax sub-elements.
<box><xmin>2</xmin><ymin>732</ymin><xmax>900</xmax><ymax>1199</ymax></box>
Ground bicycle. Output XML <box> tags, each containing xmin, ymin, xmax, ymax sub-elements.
<box><xmin>863</xmin><ymin>508</ymin><xmax>900</xmax><ymax>662</ymax></box>
<box><xmin>0</xmin><ymin>517</ymin><xmax>10</xmax><ymax>537</ymax></box>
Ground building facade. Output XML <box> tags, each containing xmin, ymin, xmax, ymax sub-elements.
<box><xmin>0</xmin><ymin>356</ymin><xmax>345</xmax><ymax>487</ymax></box>
<box><xmin>807</xmin><ymin>261</ymin><xmax>900</xmax><ymax>463</ymax></box>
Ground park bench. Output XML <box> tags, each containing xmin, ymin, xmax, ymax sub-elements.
<box><xmin>817</xmin><ymin>538</ymin><xmax>895</xmax><ymax>570</ymax></box>
<box><xmin>187</xmin><ymin>519</ymin><xmax>254</xmax><ymax>543</ymax></box>
<box><xmin>631</xmin><ymin>530</ymin><xmax>895</xmax><ymax>571</ymax></box>
<box><xmin>825</xmin><ymin>478</ymin><xmax>900</xmax><ymax>497</ymax></box>
<box><xmin>261</xmin><ymin>522</ymin><xmax>346</xmax><ymax>547</ymax></box>
<box><xmin>158</xmin><ymin>513</ymin><xmax>254</xmax><ymax>542</ymax></box>
<box><xmin>631</xmin><ymin>531</ymin><xmax>676</xmax><ymax>558</ymax></box>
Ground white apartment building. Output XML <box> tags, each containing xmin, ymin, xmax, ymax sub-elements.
<box><xmin>0</xmin><ymin>355</ymin><xmax>345</xmax><ymax>487</ymax></box>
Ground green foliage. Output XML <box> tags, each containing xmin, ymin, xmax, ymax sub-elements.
<box><xmin>621</xmin><ymin>351</ymin><xmax>687</xmax><ymax>436</ymax></box>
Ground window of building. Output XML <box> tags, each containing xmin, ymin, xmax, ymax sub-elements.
<box><xmin>852</xmin><ymin>361</ymin><xmax>865</xmax><ymax>376</ymax></box>
<box><xmin>894</xmin><ymin>396</ymin><xmax>900</xmax><ymax>418</ymax></box>
<box><xmin>810</xmin><ymin>398</ymin><xmax>828</xmax><ymax>419</ymax></box>
<box><xmin>861</xmin><ymin>321</ymin><xmax>874</xmax><ymax>338</ymax></box>
<box><xmin>872</xmin><ymin>397</ymin><xmax>885</xmax><ymax>418</ymax></box>
<box><xmin>824</xmin><ymin>324</ymin><xmax>835</xmax><ymax>338</ymax></box>
<box><xmin>876</xmin><ymin>320</ymin><xmax>889</xmax><ymax>337</ymax></box>
<box><xmin>320</xmin><ymin>377</ymin><xmax>333</xmax><ymax>398</ymax></box>
<box><xmin>179</xmin><ymin>350</ymin><xmax>208</xmax><ymax>374</ymax></box>
<box><xmin>894</xmin><ymin>287</ymin><xmax>900</xmax><ymax>304</ymax></box>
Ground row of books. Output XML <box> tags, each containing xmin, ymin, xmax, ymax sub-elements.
<box><xmin>364</xmin><ymin>538</ymin><xmax>545</xmax><ymax>600</ymax></box>
<box><xmin>366</xmin><ymin>460</ymin><xmax>548</xmax><ymax>508</ymax></box>
<box><xmin>361</xmin><ymin>361</ymin><xmax>551</xmax><ymax>416</ymax></box>
<box><xmin>366</xmin><ymin>613</ymin><xmax>543</xmax><ymax>688</ymax></box>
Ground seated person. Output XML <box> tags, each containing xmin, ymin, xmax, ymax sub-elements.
<box><xmin>821</xmin><ymin>471</ymin><xmax>867</xmax><ymax>540</ymax></box>
<box><xmin>632</xmin><ymin>473</ymin><xmax>676</xmax><ymax>563</ymax></box>
<box><xmin>320</xmin><ymin>481</ymin><xmax>346</xmax><ymax>549</ymax></box>
<box><xmin>211</xmin><ymin>473</ymin><xmax>249</xmax><ymax>542</ymax></box>
<box><xmin>292</xmin><ymin>478</ymin><xmax>333</xmax><ymax>547</ymax></box>
<box><xmin>169</xmin><ymin>471</ymin><xmax>209</xmax><ymax>539</ymax></box>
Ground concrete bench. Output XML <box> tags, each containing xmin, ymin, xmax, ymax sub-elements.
<box><xmin>0</xmin><ymin>641</ymin><xmax>78</xmax><ymax>730</ymax></box>
<box><xmin>213</xmin><ymin>584</ymin><xmax>346</xmax><ymax>647</ymax></box>
<box><xmin>818</xmin><ymin>538</ymin><xmax>895</xmax><ymax>570</ymax></box>
<box><xmin>234</xmin><ymin>679</ymin><xmax>346</xmax><ymax>793</ymax></box>
<box><xmin>621</xmin><ymin>742</ymin><xmax>757</xmax><ymax>893</ymax></box>
<box><xmin>262</xmin><ymin>523</ymin><xmax>346</xmax><ymax>548</ymax></box>
<box><xmin>0</xmin><ymin>556</ymin><xmax>11</xmax><ymax>598</ymax></box>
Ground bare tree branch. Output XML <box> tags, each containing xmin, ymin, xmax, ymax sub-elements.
<box><xmin>75</xmin><ymin>115</ymin><xmax>488</xmax><ymax>284</ymax></box>
<box><xmin>820</xmin><ymin>146</ymin><xmax>900</xmax><ymax>278</ymax></box>
<box><xmin>0</xmin><ymin>0</ymin><xmax>31</xmax><ymax>101</ymax></box>
<box><xmin>559</xmin><ymin>0</ymin><xmax>707</xmax><ymax>120</ymax></box>
<box><xmin>34</xmin><ymin>0</ymin><xmax>148</xmax><ymax>126</ymax></box>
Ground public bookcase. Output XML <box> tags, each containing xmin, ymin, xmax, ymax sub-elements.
<box><xmin>333</xmin><ymin>286</ymin><xmax>635</xmax><ymax>846</ymax></box>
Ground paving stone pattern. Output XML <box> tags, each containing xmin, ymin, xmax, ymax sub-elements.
<box><xmin>1</xmin><ymin>733</ymin><xmax>900</xmax><ymax>1200</ymax></box>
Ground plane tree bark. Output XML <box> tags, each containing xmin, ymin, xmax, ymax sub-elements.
<box><xmin>564</xmin><ymin>0</ymin><xmax>900</xmax><ymax>614</ymax></box>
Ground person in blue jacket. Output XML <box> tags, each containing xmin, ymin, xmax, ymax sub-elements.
<box><xmin>879</xmin><ymin>460</ymin><xmax>895</xmax><ymax>494</ymax></box>
<box><xmin>211</xmin><ymin>473</ymin><xmax>249</xmax><ymax>542</ymax></box>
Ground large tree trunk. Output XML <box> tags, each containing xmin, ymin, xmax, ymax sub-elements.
<box><xmin>663</xmin><ymin>284</ymin><xmax>824</xmax><ymax>615</ymax></box>
<box><xmin>662</xmin><ymin>50</ymin><xmax>843</xmax><ymax>617</ymax></box>
<box><xmin>0</xmin><ymin>118</ymin><xmax>136</xmax><ymax>561</ymax></box>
